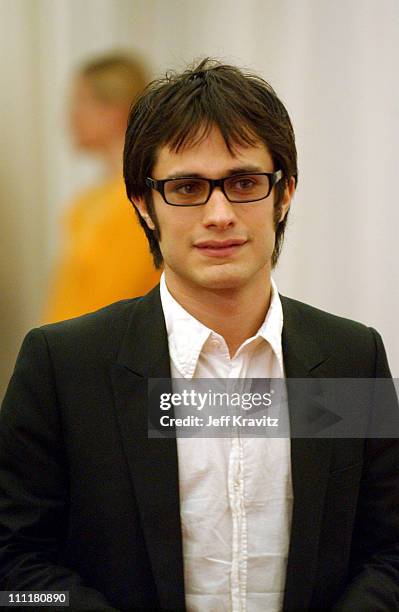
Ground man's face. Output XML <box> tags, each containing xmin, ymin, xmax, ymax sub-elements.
<box><xmin>137</xmin><ymin>126</ymin><xmax>293</xmax><ymax>295</ymax></box>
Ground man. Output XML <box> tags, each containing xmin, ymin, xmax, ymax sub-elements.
<box><xmin>0</xmin><ymin>59</ymin><xmax>398</xmax><ymax>611</ymax></box>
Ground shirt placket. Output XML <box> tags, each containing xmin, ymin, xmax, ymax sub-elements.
<box><xmin>228</xmin><ymin>356</ymin><xmax>248</xmax><ymax>612</ymax></box>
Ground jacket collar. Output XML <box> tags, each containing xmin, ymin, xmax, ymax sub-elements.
<box><xmin>280</xmin><ymin>294</ymin><xmax>330</xmax><ymax>377</ymax></box>
<box><xmin>116</xmin><ymin>285</ymin><xmax>171</xmax><ymax>378</ymax></box>
<box><xmin>117</xmin><ymin>288</ymin><xmax>332</xmax><ymax>375</ymax></box>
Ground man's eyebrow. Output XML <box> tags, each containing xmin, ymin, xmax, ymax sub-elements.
<box><xmin>162</xmin><ymin>165</ymin><xmax>266</xmax><ymax>180</ymax></box>
<box><xmin>225</xmin><ymin>165</ymin><xmax>266</xmax><ymax>176</ymax></box>
<box><xmin>163</xmin><ymin>172</ymin><xmax>204</xmax><ymax>180</ymax></box>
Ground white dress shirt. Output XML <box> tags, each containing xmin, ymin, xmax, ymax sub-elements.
<box><xmin>160</xmin><ymin>274</ymin><xmax>293</xmax><ymax>612</ymax></box>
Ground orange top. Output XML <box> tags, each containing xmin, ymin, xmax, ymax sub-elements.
<box><xmin>44</xmin><ymin>177</ymin><xmax>160</xmax><ymax>323</ymax></box>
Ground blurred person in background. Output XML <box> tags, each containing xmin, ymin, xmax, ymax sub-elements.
<box><xmin>44</xmin><ymin>52</ymin><xmax>160</xmax><ymax>323</ymax></box>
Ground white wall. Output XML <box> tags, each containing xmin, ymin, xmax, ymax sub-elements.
<box><xmin>0</xmin><ymin>0</ymin><xmax>47</xmax><ymax>396</ymax></box>
<box><xmin>1</xmin><ymin>0</ymin><xmax>398</xmax><ymax>398</ymax></box>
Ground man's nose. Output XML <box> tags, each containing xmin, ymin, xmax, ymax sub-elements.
<box><xmin>202</xmin><ymin>187</ymin><xmax>236</xmax><ymax>230</ymax></box>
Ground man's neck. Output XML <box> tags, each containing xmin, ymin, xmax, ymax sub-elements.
<box><xmin>164</xmin><ymin>271</ymin><xmax>272</xmax><ymax>358</ymax></box>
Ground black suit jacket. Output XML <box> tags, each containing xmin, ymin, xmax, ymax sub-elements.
<box><xmin>0</xmin><ymin>286</ymin><xmax>398</xmax><ymax>611</ymax></box>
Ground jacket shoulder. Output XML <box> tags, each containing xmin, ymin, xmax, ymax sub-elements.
<box><xmin>280</xmin><ymin>295</ymin><xmax>387</xmax><ymax>376</ymax></box>
<box><xmin>37</xmin><ymin>297</ymin><xmax>144</xmax><ymax>363</ymax></box>
<box><xmin>280</xmin><ymin>294</ymin><xmax>372</xmax><ymax>336</ymax></box>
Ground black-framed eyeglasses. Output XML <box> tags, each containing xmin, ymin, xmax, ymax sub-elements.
<box><xmin>145</xmin><ymin>170</ymin><xmax>283</xmax><ymax>206</ymax></box>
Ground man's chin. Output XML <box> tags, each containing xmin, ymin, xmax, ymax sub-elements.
<box><xmin>193</xmin><ymin>267</ymin><xmax>250</xmax><ymax>292</ymax></box>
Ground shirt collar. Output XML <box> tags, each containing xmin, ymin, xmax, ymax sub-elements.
<box><xmin>160</xmin><ymin>273</ymin><xmax>284</xmax><ymax>377</ymax></box>
<box><xmin>257</xmin><ymin>277</ymin><xmax>284</xmax><ymax>374</ymax></box>
<box><xmin>160</xmin><ymin>274</ymin><xmax>212</xmax><ymax>378</ymax></box>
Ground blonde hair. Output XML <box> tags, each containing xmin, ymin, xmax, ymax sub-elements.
<box><xmin>80</xmin><ymin>52</ymin><xmax>149</xmax><ymax>106</ymax></box>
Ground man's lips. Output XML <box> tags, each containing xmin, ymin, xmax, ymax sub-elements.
<box><xmin>194</xmin><ymin>239</ymin><xmax>247</xmax><ymax>258</ymax></box>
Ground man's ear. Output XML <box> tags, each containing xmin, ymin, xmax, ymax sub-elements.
<box><xmin>135</xmin><ymin>196</ymin><xmax>156</xmax><ymax>230</ymax></box>
<box><xmin>279</xmin><ymin>176</ymin><xmax>296</xmax><ymax>222</ymax></box>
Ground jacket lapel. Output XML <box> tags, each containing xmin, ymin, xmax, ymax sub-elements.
<box><xmin>110</xmin><ymin>286</ymin><xmax>185</xmax><ymax>611</ymax></box>
<box><xmin>280</xmin><ymin>296</ymin><xmax>334</xmax><ymax>612</ymax></box>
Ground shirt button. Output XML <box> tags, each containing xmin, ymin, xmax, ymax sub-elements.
<box><xmin>210</xmin><ymin>338</ymin><xmax>220</xmax><ymax>348</ymax></box>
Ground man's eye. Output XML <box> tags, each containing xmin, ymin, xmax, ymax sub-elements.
<box><xmin>172</xmin><ymin>181</ymin><xmax>203</xmax><ymax>194</ymax></box>
<box><xmin>232</xmin><ymin>178</ymin><xmax>256</xmax><ymax>191</ymax></box>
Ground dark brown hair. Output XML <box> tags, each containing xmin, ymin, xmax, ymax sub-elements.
<box><xmin>124</xmin><ymin>58</ymin><xmax>297</xmax><ymax>268</ymax></box>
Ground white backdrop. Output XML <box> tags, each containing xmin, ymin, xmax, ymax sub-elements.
<box><xmin>1</xmin><ymin>0</ymin><xmax>398</xmax><ymax>398</ymax></box>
